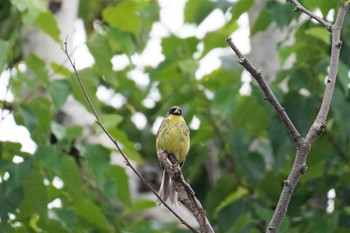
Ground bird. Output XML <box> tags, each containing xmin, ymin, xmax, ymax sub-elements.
<box><xmin>156</xmin><ymin>106</ymin><xmax>190</xmax><ymax>205</ymax></box>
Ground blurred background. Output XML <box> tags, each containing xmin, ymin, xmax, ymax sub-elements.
<box><xmin>1</xmin><ymin>0</ymin><xmax>350</xmax><ymax>232</ymax></box>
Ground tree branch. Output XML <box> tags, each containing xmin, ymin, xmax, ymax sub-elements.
<box><xmin>62</xmin><ymin>39</ymin><xmax>200</xmax><ymax>233</ymax></box>
<box><xmin>287</xmin><ymin>0</ymin><xmax>332</xmax><ymax>31</ymax></box>
<box><xmin>226</xmin><ymin>1</ymin><xmax>350</xmax><ymax>232</ymax></box>
<box><xmin>158</xmin><ymin>150</ymin><xmax>215</xmax><ymax>233</ymax></box>
<box><xmin>225</xmin><ymin>37</ymin><xmax>302</xmax><ymax>146</ymax></box>
<box><xmin>305</xmin><ymin>2</ymin><xmax>348</xmax><ymax>145</ymax></box>
<box><xmin>267</xmin><ymin>2</ymin><xmax>349</xmax><ymax>232</ymax></box>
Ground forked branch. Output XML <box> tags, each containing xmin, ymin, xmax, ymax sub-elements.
<box><xmin>226</xmin><ymin>1</ymin><xmax>350</xmax><ymax>232</ymax></box>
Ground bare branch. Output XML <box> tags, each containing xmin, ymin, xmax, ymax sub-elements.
<box><xmin>266</xmin><ymin>2</ymin><xmax>350</xmax><ymax>232</ymax></box>
<box><xmin>305</xmin><ymin>2</ymin><xmax>349</xmax><ymax>145</ymax></box>
<box><xmin>225</xmin><ymin>37</ymin><xmax>302</xmax><ymax>146</ymax></box>
<box><xmin>158</xmin><ymin>150</ymin><xmax>214</xmax><ymax>233</ymax></box>
<box><xmin>62</xmin><ymin>39</ymin><xmax>199</xmax><ymax>233</ymax></box>
<box><xmin>227</xmin><ymin>1</ymin><xmax>350</xmax><ymax>232</ymax></box>
<box><xmin>287</xmin><ymin>0</ymin><xmax>332</xmax><ymax>31</ymax></box>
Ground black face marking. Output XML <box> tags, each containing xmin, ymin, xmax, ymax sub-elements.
<box><xmin>168</xmin><ymin>106</ymin><xmax>182</xmax><ymax>116</ymax></box>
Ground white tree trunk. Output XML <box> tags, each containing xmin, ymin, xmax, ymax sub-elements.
<box><xmin>248</xmin><ymin>0</ymin><xmax>287</xmax><ymax>82</ymax></box>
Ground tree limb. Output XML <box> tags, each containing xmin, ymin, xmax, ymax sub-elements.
<box><xmin>226</xmin><ymin>1</ymin><xmax>350</xmax><ymax>232</ymax></box>
<box><xmin>62</xmin><ymin>39</ymin><xmax>200</xmax><ymax>233</ymax></box>
<box><xmin>287</xmin><ymin>0</ymin><xmax>332</xmax><ymax>31</ymax></box>
<box><xmin>158</xmin><ymin>150</ymin><xmax>215</xmax><ymax>233</ymax></box>
<box><xmin>267</xmin><ymin>2</ymin><xmax>349</xmax><ymax>231</ymax></box>
<box><xmin>225</xmin><ymin>37</ymin><xmax>302</xmax><ymax>146</ymax></box>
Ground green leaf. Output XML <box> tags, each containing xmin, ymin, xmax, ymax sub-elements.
<box><xmin>11</xmin><ymin>0</ymin><xmax>47</xmax><ymax>28</ymax></box>
<box><xmin>109</xmin><ymin>127</ymin><xmax>143</xmax><ymax>163</ymax></box>
<box><xmin>10</xmin><ymin>0</ymin><xmax>46</xmax><ymax>12</ymax></box>
<box><xmin>318</xmin><ymin>0</ymin><xmax>337</xmax><ymax>17</ymax></box>
<box><xmin>105</xmin><ymin>165</ymin><xmax>131</xmax><ymax>205</ymax></box>
<box><xmin>266</xmin><ymin>1</ymin><xmax>298</xmax><ymax>29</ymax></box>
<box><xmin>74</xmin><ymin>199</ymin><xmax>114</xmax><ymax>232</ymax></box>
<box><xmin>0</xmin><ymin>184</ymin><xmax>25</xmax><ymax>222</ymax></box>
<box><xmin>251</xmin><ymin>9</ymin><xmax>271</xmax><ymax>35</ymax></box>
<box><xmin>279</xmin><ymin>45</ymin><xmax>296</xmax><ymax>66</ymax></box>
<box><xmin>231</xmin><ymin>0</ymin><xmax>255</xmax><ymax>21</ymax></box>
<box><xmin>214</xmin><ymin>187</ymin><xmax>248</xmax><ymax>217</ymax></box>
<box><xmin>87</xmin><ymin>34</ymin><xmax>115</xmax><ymax>83</ymax></box>
<box><xmin>35</xmin><ymin>11</ymin><xmax>61</xmax><ymax>42</ymax></box>
<box><xmin>19</xmin><ymin>167</ymin><xmax>47</xmax><ymax>219</ymax></box>
<box><xmin>65</xmin><ymin>126</ymin><xmax>84</xmax><ymax>142</ymax></box>
<box><xmin>50</xmin><ymin>62</ymin><xmax>71</xmax><ymax>76</ymax></box>
<box><xmin>60</xmin><ymin>156</ymin><xmax>82</xmax><ymax>199</ymax></box>
<box><xmin>48</xmin><ymin>79</ymin><xmax>72</xmax><ymax>110</ymax></box>
<box><xmin>0</xmin><ymin>160</ymin><xmax>32</xmax><ymax>221</ymax></box>
<box><xmin>345</xmin><ymin>206</ymin><xmax>350</xmax><ymax>215</ymax></box>
<box><xmin>53</xmin><ymin>208</ymin><xmax>77</xmax><ymax>231</ymax></box>
<box><xmin>85</xmin><ymin>144</ymin><xmax>111</xmax><ymax>189</ymax></box>
<box><xmin>122</xmin><ymin>199</ymin><xmax>155</xmax><ymax>216</ymax></box>
<box><xmin>253</xmin><ymin>203</ymin><xmax>273</xmax><ymax>222</ymax></box>
<box><xmin>228</xmin><ymin>212</ymin><xmax>253</xmax><ymax>233</ymax></box>
<box><xmin>100</xmin><ymin>114</ymin><xmax>124</xmax><ymax>131</ymax></box>
<box><xmin>17</xmin><ymin>105</ymin><xmax>38</xmax><ymax>132</ymax></box>
<box><xmin>0</xmin><ymin>141</ymin><xmax>22</xmax><ymax>160</ymax></box>
<box><xmin>202</xmin><ymin>21</ymin><xmax>238</xmax><ymax>57</ymax></box>
<box><xmin>305</xmin><ymin>27</ymin><xmax>330</xmax><ymax>44</ymax></box>
<box><xmin>26</xmin><ymin>53</ymin><xmax>48</xmax><ymax>84</ymax></box>
<box><xmin>108</xmin><ymin>28</ymin><xmax>137</xmax><ymax>55</ymax></box>
<box><xmin>184</xmin><ymin>0</ymin><xmax>215</xmax><ymax>24</ymax></box>
<box><xmin>205</xmin><ymin>176</ymin><xmax>236</xmax><ymax>219</ymax></box>
<box><xmin>50</xmin><ymin>122</ymin><xmax>83</xmax><ymax>143</ymax></box>
<box><xmin>288</xmin><ymin>69</ymin><xmax>309</xmax><ymax>91</ymax></box>
<box><xmin>69</xmin><ymin>68</ymin><xmax>100</xmax><ymax>112</ymax></box>
<box><xmin>16</xmin><ymin>97</ymin><xmax>52</xmax><ymax>144</ymax></box>
<box><xmin>233</xmin><ymin>94</ymin><xmax>272</xmax><ymax>137</ymax></box>
<box><xmin>162</xmin><ymin>36</ymin><xmax>199</xmax><ymax>58</ymax></box>
<box><xmin>35</xmin><ymin>145</ymin><xmax>61</xmax><ymax>174</ymax></box>
<box><xmin>178</xmin><ymin>59</ymin><xmax>199</xmax><ymax>75</ymax></box>
<box><xmin>0</xmin><ymin>39</ymin><xmax>9</xmax><ymax>71</ymax></box>
<box><xmin>102</xmin><ymin>1</ymin><xmax>141</xmax><ymax>36</ymax></box>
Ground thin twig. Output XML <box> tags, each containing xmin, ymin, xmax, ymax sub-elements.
<box><xmin>287</xmin><ymin>0</ymin><xmax>332</xmax><ymax>31</ymax></box>
<box><xmin>62</xmin><ymin>38</ymin><xmax>199</xmax><ymax>233</ymax></box>
<box><xmin>226</xmin><ymin>37</ymin><xmax>302</xmax><ymax>146</ymax></box>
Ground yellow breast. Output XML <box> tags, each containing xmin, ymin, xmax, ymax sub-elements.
<box><xmin>156</xmin><ymin>115</ymin><xmax>190</xmax><ymax>163</ymax></box>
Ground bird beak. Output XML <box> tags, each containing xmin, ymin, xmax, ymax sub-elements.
<box><xmin>174</xmin><ymin>108</ymin><xmax>181</xmax><ymax>115</ymax></box>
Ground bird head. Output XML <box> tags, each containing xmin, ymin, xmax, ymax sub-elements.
<box><xmin>166</xmin><ymin>106</ymin><xmax>183</xmax><ymax>116</ymax></box>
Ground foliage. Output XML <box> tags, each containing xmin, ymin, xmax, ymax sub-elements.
<box><xmin>1</xmin><ymin>0</ymin><xmax>350</xmax><ymax>232</ymax></box>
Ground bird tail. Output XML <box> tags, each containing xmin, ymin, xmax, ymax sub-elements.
<box><xmin>157</xmin><ymin>170</ymin><xmax>177</xmax><ymax>205</ymax></box>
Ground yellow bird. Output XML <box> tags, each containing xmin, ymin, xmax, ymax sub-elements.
<box><xmin>156</xmin><ymin>106</ymin><xmax>190</xmax><ymax>205</ymax></box>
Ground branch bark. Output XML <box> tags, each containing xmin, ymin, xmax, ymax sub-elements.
<box><xmin>226</xmin><ymin>1</ymin><xmax>350</xmax><ymax>232</ymax></box>
<box><xmin>287</xmin><ymin>0</ymin><xmax>332</xmax><ymax>31</ymax></box>
<box><xmin>158</xmin><ymin>150</ymin><xmax>215</xmax><ymax>233</ymax></box>
<box><xmin>268</xmin><ymin>2</ymin><xmax>349</xmax><ymax>231</ymax></box>
<box><xmin>225</xmin><ymin>38</ymin><xmax>302</xmax><ymax>146</ymax></box>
